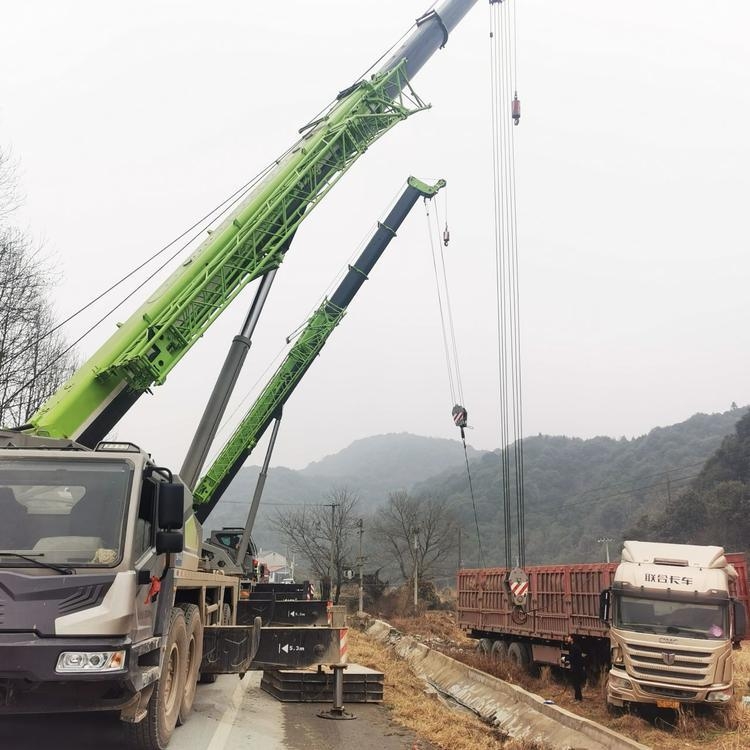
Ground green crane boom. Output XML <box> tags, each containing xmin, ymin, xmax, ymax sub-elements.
<box><xmin>193</xmin><ymin>177</ymin><xmax>445</xmax><ymax>521</ymax></box>
<box><xmin>21</xmin><ymin>0</ymin><xmax>478</xmax><ymax>447</ymax></box>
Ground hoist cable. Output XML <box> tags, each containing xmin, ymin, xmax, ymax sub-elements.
<box><xmin>424</xmin><ymin>194</ymin><xmax>482</xmax><ymax>565</ymax></box>
<box><xmin>489</xmin><ymin>7</ymin><xmax>512</xmax><ymax>570</ymax></box>
<box><xmin>490</xmin><ymin>0</ymin><xmax>525</xmax><ymax>569</ymax></box>
<box><xmin>431</xmin><ymin>201</ymin><xmax>464</xmax><ymax>404</ymax></box>
<box><xmin>425</xmin><ymin>200</ymin><xmax>458</xmax><ymax>405</ymax></box>
<box><xmin>462</xmin><ymin>435</ymin><xmax>484</xmax><ymax>567</ymax></box>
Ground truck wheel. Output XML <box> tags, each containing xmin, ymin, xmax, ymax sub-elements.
<box><xmin>477</xmin><ymin>638</ymin><xmax>492</xmax><ymax>655</ymax></box>
<box><xmin>490</xmin><ymin>640</ymin><xmax>508</xmax><ymax>662</ymax></box>
<box><xmin>507</xmin><ymin>641</ymin><xmax>531</xmax><ymax>672</ymax></box>
<box><xmin>125</xmin><ymin>607</ymin><xmax>188</xmax><ymax>750</ymax></box>
<box><xmin>177</xmin><ymin>603</ymin><xmax>203</xmax><ymax>726</ymax></box>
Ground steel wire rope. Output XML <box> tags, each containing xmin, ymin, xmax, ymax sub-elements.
<box><xmin>431</xmin><ymin>197</ymin><xmax>464</xmax><ymax>405</ymax></box>
<box><xmin>1</xmin><ymin>160</ymin><xmax>282</xmax><ymax>375</ymax></box>
<box><xmin>424</xmin><ymin>196</ymin><xmax>483</xmax><ymax>564</ymax></box>
<box><xmin>462</xmin><ymin>433</ymin><xmax>485</xmax><ymax>567</ymax></box>
<box><xmin>504</xmin><ymin>0</ymin><xmax>525</xmax><ymax>568</ymax></box>
<box><xmin>490</xmin><ymin>3</ymin><xmax>514</xmax><ymax>569</ymax></box>
<box><xmin>4</xmin><ymin>6</ymin><xmax>438</xmax><ymax>412</ymax></box>
<box><xmin>0</xmin><ymin>155</ymin><xmax>298</xmax><ymax>416</ymax></box>
<box><xmin>424</xmin><ymin>200</ymin><xmax>458</xmax><ymax>404</ymax></box>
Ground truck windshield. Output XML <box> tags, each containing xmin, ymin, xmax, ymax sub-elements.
<box><xmin>616</xmin><ymin>594</ymin><xmax>728</xmax><ymax>640</ymax></box>
<box><xmin>0</xmin><ymin>458</ymin><xmax>132</xmax><ymax>567</ymax></box>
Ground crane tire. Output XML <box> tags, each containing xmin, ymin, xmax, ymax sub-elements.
<box><xmin>125</xmin><ymin>607</ymin><xmax>188</xmax><ymax>750</ymax></box>
<box><xmin>177</xmin><ymin>603</ymin><xmax>203</xmax><ymax>726</ymax></box>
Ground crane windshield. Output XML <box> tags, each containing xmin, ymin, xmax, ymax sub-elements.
<box><xmin>0</xmin><ymin>458</ymin><xmax>133</xmax><ymax>568</ymax></box>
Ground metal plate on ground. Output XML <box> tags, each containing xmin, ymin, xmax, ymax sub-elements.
<box><xmin>261</xmin><ymin>664</ymin><xmax>384</xmax><ymax>703</ymax></box>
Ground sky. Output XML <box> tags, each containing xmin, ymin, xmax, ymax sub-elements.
<box><xmin>1</xmin><ymin>1</ymin><xmax>749</xmax><ymax>473</ymax></box>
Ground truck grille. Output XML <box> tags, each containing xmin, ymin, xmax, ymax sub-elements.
<box><xmin>624</xmin><ymin>643</ymin><xmax>713</xmax><ymax>685</ymax></box>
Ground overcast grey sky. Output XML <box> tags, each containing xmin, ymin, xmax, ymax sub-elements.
<box><xmin>1</xmin><ymin>1</ymin><xmax>749</xmax><ymax>472</ymax></box>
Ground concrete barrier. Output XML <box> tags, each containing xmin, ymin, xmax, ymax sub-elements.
<box><xmin>365</xmin><ymin>619</ymin><xmax>650</xmax><ymax>750</ymax></box>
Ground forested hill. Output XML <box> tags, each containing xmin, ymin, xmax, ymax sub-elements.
<box><xmin>204</xmin><ymin>409</ymin><xmax>746</xmax><ymax>563</ymax></box>
<box><xmin>204</xmin><ymin>433</ymin><xmax>488</xmax><ymax>551</ymax></box>
<box><xmin>413</xmin><ymin>408</ymin><xmax>748</xmax><ymax>566</ymax></box>
<box><xmin>629</xmin><ymin>409</ymin><xmax>750</xmax><ymax>555</ymax></box>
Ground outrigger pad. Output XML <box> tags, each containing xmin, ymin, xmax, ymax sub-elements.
<box><xmin>200</xmin><ymin>622</ymin><xmax>261</xmax><ymax>674</ymax></box>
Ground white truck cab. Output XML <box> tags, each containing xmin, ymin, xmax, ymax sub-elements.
<box><xmin>603</xmin><ymin>541</ymin><xmax>747</xmax><ymax>708</ymax></box>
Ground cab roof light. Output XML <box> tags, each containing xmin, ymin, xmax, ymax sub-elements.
<box><xmin>95</xmin><ymin>441</ymin><xmax>143</xmax><ymax>453</ymax></box>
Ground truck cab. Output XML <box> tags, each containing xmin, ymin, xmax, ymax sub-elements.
<box><xmin>604</xmin><ymin>541</ymin><xmax>748</xmax><ymax>708</ymax></box>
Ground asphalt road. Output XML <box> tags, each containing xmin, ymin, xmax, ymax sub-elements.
<box><xmin>0</xmin><ymin>674</ymin><xmax>423</xmax><ymax>750</ymax></box>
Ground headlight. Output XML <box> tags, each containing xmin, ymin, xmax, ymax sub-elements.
<box><xmin>56</xmin><ymin>650</ymin><xmax>127</xmax><ymax>673</ymax></box>
<box><xmin>707</xmin><ymin>688</ymin><xmax>733</xmax><ymax>703</ymax></box>
<box><xmin>609</xmin><ymin>674</ymin><xmax>633</xmax><ymax>691</ymax></box>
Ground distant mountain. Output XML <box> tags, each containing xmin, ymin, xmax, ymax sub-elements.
<box><xmin>412</xmin><ymin>408</ymin><xmax>748</xmax><ymax>567</ymax></box>
<box><xmin>204</xmin><ymin>433</ymin><xmax>488</xmax><ymax>552</ymax></box>
<box><xmin>301</xmin><ymin>432</ymin><xmax>485</xmax><ymax>497</ymax></box>
<box><xmin>203</xmin><ymin>409</ymin><xmax>746</xmax><ymax>568</ymax></box>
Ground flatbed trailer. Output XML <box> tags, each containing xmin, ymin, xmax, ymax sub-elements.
<box><xmin>457</xmin><ymin>545</ymin><xmax>749</xmax><ymax>708</ymax></box>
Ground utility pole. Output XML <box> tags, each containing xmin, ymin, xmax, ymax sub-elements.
<box><xmin>458</xmin><ymin>527</ymin><xmax>462</xmax><ymax>571</ymax></box>
<box><xmin>413</xmin><ymin>527</ymin><xmax>420</xmax><ymax>612</ymax></box>
<box><xmin>321</xmin><ymin>503</ymin><xmax>338</xmax><ymax>602</ymax></box>
<box><xmin>357</xmin><ymin>518</ymin><xmax>365</xmax><ymax>615</ymax></box>
<box><xmin>598</xmin><ymin>537</ymin><xmax>614</xmax><ymax>564</ymax></box>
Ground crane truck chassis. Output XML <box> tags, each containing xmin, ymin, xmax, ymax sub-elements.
<box><xmin>0</xmin><ymin>436</ymin><xmax>344</xmax><ymax>750</ymax></box>
<box><xmin>457</xmin><ymin>541</ymin><xmax>749</xmax><ymax>710</ymax></box>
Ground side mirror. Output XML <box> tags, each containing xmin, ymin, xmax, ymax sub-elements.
<box><xmin>158</xmin><ymin>483</ymin><xmax>185</xmax><ymax>530</ymax></box>
<box><xmin>599</xmin><ymin>589</ymin><xmax>611</xmax><ymax>623</ymax></box>
<box><xmin>733</xmin><ymin>600</ymin><xmax>747</xmax><ymax>640</ymax></box>
<box><xmin>156</xmin><ymin>531</ymin><xmax>184</xmax><ymax>554</ymax></box>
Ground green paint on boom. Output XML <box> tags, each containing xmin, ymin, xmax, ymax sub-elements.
<box><xmin>27</xmin><ymin>64</ymin><xmax>428</xmax><ymax>442</ymax></box>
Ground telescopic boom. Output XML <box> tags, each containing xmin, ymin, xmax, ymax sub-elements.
<box><xmin>193</xmin><ymin>177</ymin><xmax>446</xmax><ymax>522</ymax></box>
<box><xmin>23</xmin><ymin>0</ymin><xmax>478</xmax><ymax>447</ymax></box>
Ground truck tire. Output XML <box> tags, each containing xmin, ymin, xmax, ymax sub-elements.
<box><xmin>477</xmin><ymin>638</ymin><xmax>493</xmax><ymax>655</ymax></box>
<box><xmin>177</xmin><ymin>603</ymin><xmax>203</xmax><ymax>726</ymax></box>
<box><xmin>507</xmin><ymin>641</ymin><xmax>531</xmax><ymax>672</ymax></box>
<box><xmin>490</xmin><ymin>640</ymin><xmax>508</xmax><ymax>662</ymax></box>
<box><xmin>125</xmin><ymin>607</ymin><xmax>188</xmax><ymax>750</ymax></box>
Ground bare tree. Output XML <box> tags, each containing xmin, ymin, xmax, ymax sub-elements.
<box><xmin>371</xmin><ymin>490</ymin><xmax>458</xmax><ymax>584</ymax></box>
<box><xmin>0</xmin><ymin>149</ymin><xmax>77</xmax><ymax>427</ymax></box>
<box><xmin>270</xmin><ymin>487</ymin><xmax>359</xmax><ymax>603</ymax></box>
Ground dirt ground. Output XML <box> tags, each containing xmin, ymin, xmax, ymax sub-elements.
<box><xmin>352</xmin><ymin>611</ymin><xmax>750</xmax><ymax>750</ymax></box>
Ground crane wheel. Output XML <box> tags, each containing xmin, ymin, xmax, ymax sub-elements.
<box><xmin>177</xmin><ymin>603</ymin><xmax>203</xmax><ymax>726</ymax></box>
<box><xmin>125</xmin><ymin>607</ymin><xmax>188</xmax><ymax>750</ymax></box>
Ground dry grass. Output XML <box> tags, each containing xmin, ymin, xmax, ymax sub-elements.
<box><xmin>347</xmin><ymin>627</ymin><xmax>549</xmax><ymax>750</ymax></box>
<box><xmin>356</xmin><ymin>612</ymin><xmax>750</xmax><ymax>750</ymax></box>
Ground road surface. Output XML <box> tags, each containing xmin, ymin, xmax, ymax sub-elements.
<box><xmin>0</xmin><ymin>673</ymin><xmax>424</xmax><ymax>749</ymax></box>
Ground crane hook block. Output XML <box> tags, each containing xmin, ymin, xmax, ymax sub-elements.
<box><xmin>512</xmin><ymin>93</ymin><xmax>521</xmax><ymax>126</ymax></box>
<box><xmin>443</xmin><ymin>225</ymin><xmax>450</xmax><ymax>247</ymax></box>
<box><xmin>452</xmin><ymin>404</ymin><xmax>468</xmax><ymax>429</ymax></box>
